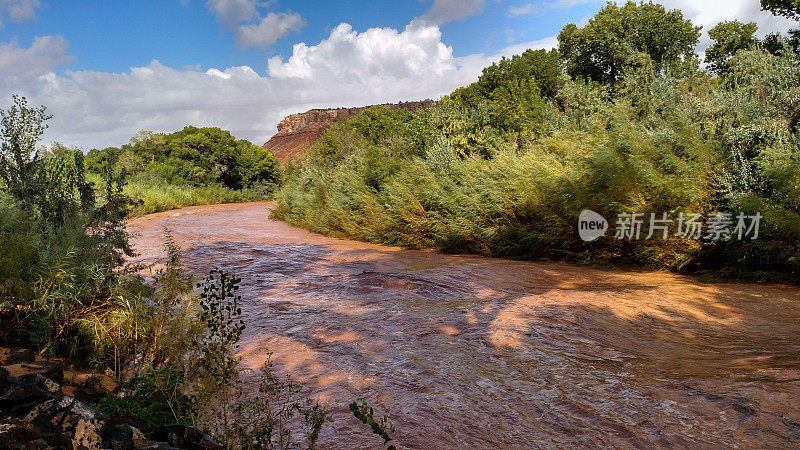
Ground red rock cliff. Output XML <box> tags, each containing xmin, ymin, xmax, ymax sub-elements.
<box><xmin>263</xmin><ymin>101</ymin><xmax>434</xmax><ymax>163</ymax></box>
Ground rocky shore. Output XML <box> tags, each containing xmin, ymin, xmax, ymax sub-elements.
<box><xmin>0</xmin><ymin>348</ymin><xmax>219</xmax><ymax>450</ymax></box>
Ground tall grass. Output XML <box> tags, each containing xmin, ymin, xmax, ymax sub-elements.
<box><xmin>87</xmin><ymin>173</ymin><xmax>271</xmax><ymax>217</ymax></box>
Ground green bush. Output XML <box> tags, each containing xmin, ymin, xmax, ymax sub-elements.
<box><xmin>274</xmin><ymin>8</ymin><xmax>800</xmax><ymax>280</ymax></box>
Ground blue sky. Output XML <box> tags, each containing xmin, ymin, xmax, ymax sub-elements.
<box><xmin>0</xmin><ymin>0</ymin><xmax>602</xmax><ymax>75</ymax></box>
<box><xmin>0</xmin><ymin>0</ymin><xmax>796</xmax><ymax>150</ymax></box>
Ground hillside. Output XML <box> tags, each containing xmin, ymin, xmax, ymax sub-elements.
<box><xmin>263</xmin><ymin>100</ymin><xmax>434</xmax><ymax>163</ymax></box>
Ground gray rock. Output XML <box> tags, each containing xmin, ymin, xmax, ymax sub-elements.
<box><xmin>0</xmin><ymin>420</ymin><xmax>72</xmax><ymax>449</ymax></box>
<box><xmin>0</xmin><ymin>382</ymin><xmax>52</xmax><ymax>411</ymax></box>
<box><xmin>15</xmin><ymin>361</ymin><xmax>63</xmax><ymax>384</ymax></box>
<box><xmin>136</xmin><ymin>442</ymin><xmax>180</xmax><ymax>450</ymax></box>
<box><xmin>25</xmin><ymin>395</ymin><xmax>106</xmax><ymax>449</ymax></box>
<box><xmin>105</xmin><ymin>423</ymin><xmax>148</xmax><ymax>450</ymax></box>
<box><xmin>156</xmin><ymin>424</ymin><xmax>222</xmax><ymax>450</ymax></box>
<box><xmin>16</xmin><ymin>373</ymin><xmax>61</xmax><ymax>397</ymax></box>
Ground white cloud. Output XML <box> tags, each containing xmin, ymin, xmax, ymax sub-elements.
<box><xmin>509</xmin><ymin>4</ymin><xmax>537</xmax><ymax>16</ymax></box>
<box><xmin>656</xmin><ymin>0</ymin><xmax>798</xmax><ymax>50</ymax></box>
<box><xmin>497</xmin><ymin>35</ymin><xmax>558</xmax><ymax>55</ymax></box>
<box><xmin>206</xmin><ymin>0</ymin><xmax>259</xmax><ymax>26</ymax></box>
<box><xmin>0</xmin><ymin>23</ymin><xmax>515</xmax><ymax>150</ymax></box>
<box><xmin>235</xmin><ymin>12</ymin><xmax>305</xmax><ymax>48</ymax></box>
<box><xmin>0</xmin><ymin>36</ymin><xmax>72</xmax><ymax>84</ymax></box>
<box><xmin>0</xmin><ymin>0</ymin><xmax>41</xmax><ymax>27</ymax></box>
<box><xmin>420</xmin><ymin>0</ymin><xmax>485</xmax><ymax>24</ymax></box>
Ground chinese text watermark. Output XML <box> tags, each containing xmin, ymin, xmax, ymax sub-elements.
<box><xmin>578</xmin><ymin>210</ymin><xmax>761</xmax><ymax>242</ymax></box>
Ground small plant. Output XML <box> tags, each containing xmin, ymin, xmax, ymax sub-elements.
<box><xmin>196</xmin><ymin>268</ymin><xmax>245</xmax><ymax>448</ymax></box>
<box><xmin>349</xmin><ymin>399</ymin><xmax>397</xmax><ymax>450</ymax></box>
<box><xmin>98</xmin><ymin>366</ymin><xmax>198</xmax><ymax>431</ymax></box>
<box><xmin>242</xmin><ymin>354</ymin><xmax>327</xmax><ymax>450</ymax></box>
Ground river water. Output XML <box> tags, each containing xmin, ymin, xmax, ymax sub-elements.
<box><xmin>129</xmin><ymin>202</ymin><xmax>800</xmax><ymax>449</ymax></box>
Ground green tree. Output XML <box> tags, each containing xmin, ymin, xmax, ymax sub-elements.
<box><xmin>706</xmin><ymin>21</ymin><xmax>760</xmax><ymax>76</ymax></box>
<box><xmin>0</xmin><ymin>95</ymin><xmax>52</xmax><ymax>208</ymax></box>
<box><xmin>558</xmin><ymin>1</ymin><xmax>701</xmax><ymax>86</ymax></box>
<box><xmin>760</xmin><ymin>0</ymin><xmax>800</xmax><ymax>19</ymax></box>
<box><xmin>453</xmin><ymin>48</ymin><xmax>562</xmax><ymax>105</ymax></box>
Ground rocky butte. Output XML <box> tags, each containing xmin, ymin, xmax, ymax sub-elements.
<box><xmin>263</xmin><ymin>100</ymin><xmax>435</xmax><ymax>163</ymax></box>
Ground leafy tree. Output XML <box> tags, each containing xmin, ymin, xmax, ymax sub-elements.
<box><xmin>763</xmin><ymin>29</ymin><xmax>800</xmax><ymax>55</ymax></box>
<box><xmin>558</xmin><ymin>1</ymin><xmax>701</xmax><ymax>86</ymax></box>
<box><xmin>760</xmin><ymin>0</ymin><xmax>800</xmax><ymax>19</ymax></box>
<box><xmin>453</xmin><ymin>49</ymin><xmax>562</xmax><ymax>105</ymax></box>
<box><xmin>706</xmin><ymin>21</ymin><xmax>760</xmax><ymax>76</ymax></box>
<box><xmin>0</xmin><ymin>95</ymin><xmax>52</xmax><ymax>209</ymax></box>
<box><xmin>86</xmin><ymin>126</ymin><xmax>280</xmax><ymax>191</ymax></box>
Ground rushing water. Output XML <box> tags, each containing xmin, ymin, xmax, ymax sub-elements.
<box><xmin>129</xmin><ymin>202</ymin><xmax>800</xmax><ymax>449</ymax></box>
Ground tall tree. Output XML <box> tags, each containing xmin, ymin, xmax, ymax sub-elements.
<box><xmin>557</xmin><ymin>1</ymin><xmax>701</xmax><ymax>86</ymax></box>
<box><xmin>760</xmin><ymin>0</ymin><xmax>800</xmax><ymax>19</ymax></box>
<box><xmin>0</xmin><ymin>95</ymin><xmax>51</xmax><ymax>208</ymax></box>
<box><xmin>706</xmin><ymin>21</ymin><xmax>760</xmax><ymax>76</ymax></box>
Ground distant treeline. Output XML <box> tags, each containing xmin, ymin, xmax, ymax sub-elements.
<box><xmin>274</xmin><ymin>1</ymin><xmax>800</xmax><ymax>281</ymax></box>
<box><xmin>85</xmin><ymin>126</ymin><xmax>281</xmax><ymax>215</ymax></box>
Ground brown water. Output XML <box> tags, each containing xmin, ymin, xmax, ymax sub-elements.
<box><xmin>129</xmin><ymin>202</ymin><xmax>800</xmax><ymax>449</ymax></box>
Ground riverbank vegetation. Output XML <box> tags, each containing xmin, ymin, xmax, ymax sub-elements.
<box><xmin>0</xmin><ymin>96</ymin><xmax>331</xmax><ymax>448</ymax></box>
<box><xmin>274</xmin><ymin>1</ymin><xmax>800</xmax><ymax>281</ymax></box>
<box><xmin>85</xmin><ymin>126</ymin><xmax>281</xmax><ymax>216</ymax></box>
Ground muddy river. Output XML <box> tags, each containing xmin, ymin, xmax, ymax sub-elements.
<box><xmin>129</xmin><ymin>202</ymin><xmax>800</xmax><ymax>449</ymax></box>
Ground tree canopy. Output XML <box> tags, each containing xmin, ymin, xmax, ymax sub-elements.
<box><xmin>706</xmin><ymin>21</ymin><xmax>760</xmax><ymax>75</ymax></box>
<box><xmin>760</xmin><ymin>0</ymin><xmax>800</xmax><ymax>19</ymax></box>
<box><xmin>86</xmin><ymin>126</ymin><xmax>280</xmax><ymax>190</ymax></box>
<box><xmin>557</xmin><ymin>1</ymin><xmax>701</xmax><ymax>85</ymax></box>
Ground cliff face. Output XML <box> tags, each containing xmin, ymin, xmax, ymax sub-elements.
<box><xmin>263</xmin><ymin>101</ymin><xmax>434</xmax><ymax>163</ymax></box>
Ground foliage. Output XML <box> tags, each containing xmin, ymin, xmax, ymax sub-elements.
<box><xmin>760</xmin><ymin>0</ymin><xmax>800</xmax><ymax>19</ymax></box>
<box><xmin>193</xmin><ymin>269</ymin><xmax>326</xmax><ymax>449</ymax></box>
<box><xmin>98</xmin><ymin>367</ymin><xmax>199</xmax><ymax>431</ymax></box>
<box><xmin>275</xmin><ymin>3</ymin><xmax>800</xmax><ymax>280</ymax></box>
<box><xmin>85</xmin><ymin>126</ymin><xmax>281</xmax><ymax>214</ymax></box>
<box><xmin>0</xmin><ymin>96</ymin><xmax>146</xmax><ymax>368</ymax></box>
<box><xmin>558</xmin><ymin>1</ymin><xmax>701</xmax><ymax>86</ymax></box>
<box><xmin>349</xmin><ymin>399</ymin><xmax>396</xmax><ymax>450</ymax></box>
<box><xmin>706</xmin><ymin>21</ymin><xmax>760</xmax><ymax>76</ymax></box>
<box><xmin>0</xmin><ymin>95</ymin><xmax>52</xmax><ymax>209</ymax></box>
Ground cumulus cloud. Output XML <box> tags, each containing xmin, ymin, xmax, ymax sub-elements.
<box><xmin>0</xmin><ymin>0</ymin><xmax>41</xmax><ymax>27</ymax></box>
<box><xmin>206</xmin><ymin>0</ymin><xmax>259</xmax><ymax>26</ymax></box>
<box><xmin>3</xmin><ymin>1</ymin><xmax>795</xmax><ymax>151</ymax></box>
<box><xmin>0</xmin><ymin>36</ymin><xmax>72</xmax><ymax>85</ymax></box>
<box><xmin>0</xmin><ymin>22</ymin><xmax>517</xmax><ymax>150</ymax></box>
<box><xmin>420</xmin><ymin>0</ymin><xmax>485</xmax><ymax>24</ymax></box>
<box><xmin>235</xmin><ymin>12</ymin><xmax>305</xmax><ymax>48</ymax></box>
<box><xmin>656</xmin><ymin>0</ymin><xmax>799</xmax><ymax>52</ymax></box>
<box><xmin>206</xmin><ymin>0</ymin><xmax>304</xmax><ymax>48</ymax></box>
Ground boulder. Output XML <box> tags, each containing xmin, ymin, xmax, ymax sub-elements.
<box><xmin>0</xmin><ymin>420</ymin><xmax>73</xmax><ymax>449</ymax></box>
<box><xmin>155</xmin><ymin>424</ymin><xmax>222</xmax><ymax>450</ymax></box>
<box><xmin>0</xmin><ymin>367</ymin><xmax>52</xmax><ymax>413</ymax></box>
<box><xmin>136</xmin><ymin>443</ymin><xmax>180</xmax><ymax>450</ymax></box>
<box><xmin>104</xmin><ymin>423</ymin><xmax>148</xmax><ymax>450</ymax></box>
<box><xmin>17</xmin><ymin>373</ymin><xmax>61</xmax><ymax>397</ymax></box>
<box><xmin>25</xmin><ymin>396</ymin><xmax>106</xmax><ymax>449</ymax></box>
<box><xmin>0</xmin><ymin>382</ymin><xmax>52</xmax><ymax>412</ymax></box>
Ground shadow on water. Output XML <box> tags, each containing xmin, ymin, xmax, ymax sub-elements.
<box><xmin>129</xmin><ymin>203</ymin><xmax>800</xmax><ymax>449</ymax></box>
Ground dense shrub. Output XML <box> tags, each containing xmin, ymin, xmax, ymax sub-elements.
<box><xmin>275</xmin><ymin>4</ymin><xmax>800</xmax><ymax>280</ymax></box>
<box><xmin>85</xmin><ymin>126</ymin><xmax>281</xmax><ymax>214</ymax></box>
